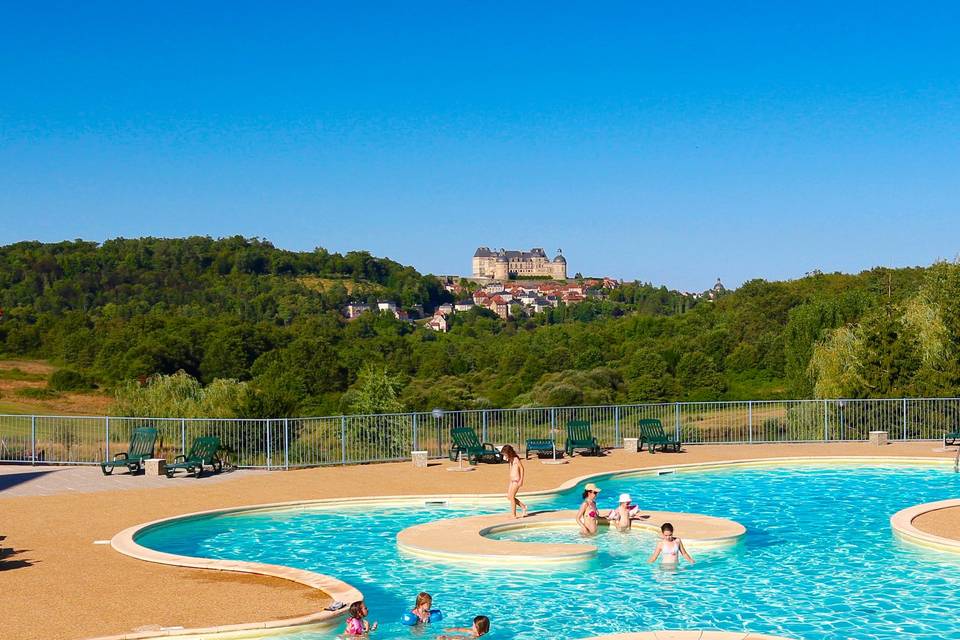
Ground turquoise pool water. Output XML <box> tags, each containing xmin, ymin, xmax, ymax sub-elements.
<box><xmin>136</xmin><ymin>465</ymin><xmax>960</xmax><ymax>639</ymax></box>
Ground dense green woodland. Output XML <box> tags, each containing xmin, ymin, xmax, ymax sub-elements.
<box><xmin>2</xmin><ymin>237</ymin><xmax>959</xmax><ymax>418</ymax></box>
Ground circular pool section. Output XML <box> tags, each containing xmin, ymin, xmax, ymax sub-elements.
<box><xmin>135</xmin><ymin>464</ymin><xmax>960</xmax><ymax>640</ymax></box>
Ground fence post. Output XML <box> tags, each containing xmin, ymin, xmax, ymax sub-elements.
<box><xmin>105</xmin><ymin>416</ymin><xmax>111</xmax><ymax>459</ymax></box>
<box><xmin>482</xmin><ymin>410</ymin><xmax>488</xmax><ymax>443</ymax></box>
<box><xmin>748</xmin><ymin>401</ymin><xmax>753</xmax><ymax>444</ymax></box>
<box><xmin>823</xmin><ymin>401</ymin><xmax>829</xmax><ymax>441</ymax></box>
<box><xmin>180</xmin><ymin>418</ymin><xmax>186</xmax><ymax>454</ymax></box>
<box><xmin>31</xmin><ymin>415</ymin><xmax>37</xmax><ymax>465</ymax></box>
<box><xmin>412</xmin><ymin>413</ymin><xmax>418</xmax><ymax>451</ymax></box>
<box><xmin>550</xmin><ymin>408</ymin><xmax>556</xmax><ymax>446</ymax></box>
<box><xmin>340</xmin><ymin>416</ymin><xmax>347</xmax><ymax>465</ymax></box>
<box><xmin>902</xmin><ymin>398</ymin><xmax>908</xmax><ymax>440</ymax></box>
<box><xmin>284</xmin><ymin>418</ymin><xmax>290</xmax><ymax>470</ymax></box>
<box><xmin>674</xmin><ymin>403</ymin><xmax>681</xmax><ymax>442</ymax></box>
<box><xmin>266</xmin><ymin>420</ymin><xmax>272</xmax><ymax>470</ymax></box>
<box><xmin>614</xmin><ymin>406</ymin><xmax>620</xmax><ymax>448</ymax></box>
<box><xmin>840</xmin><ymin>401</ymin><xmax>845</xmax><ymax>440</ymax></box>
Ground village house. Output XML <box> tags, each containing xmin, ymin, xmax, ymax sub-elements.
<box><xmin>454</xmin><ymin>300</ymin><xmax>475</xmax><ymax>312</ymax></box>
<box><xmin>426</xmin><ymin>314</ymin><xmax>449</xmax><ymax>332</ymax></box>
<box><xmin>345</xmin><ymin>302</ymin><xmax>370</xmax><ymax>319</ymax></box>
<box><xmin>487</xmin><ymin>295</ymin><xmax>510</xmax><ymax>319</ymax></box>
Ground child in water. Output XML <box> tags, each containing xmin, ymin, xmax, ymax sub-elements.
<box><xmin>438</xmin><ymin>615</ymin><xmax>490</xmax><ymax>638</ymax></box>
<box><xmin>344</xmin><ymin>600</ymin><xmax>377</xmax><ymax>636</ymax></box>
<box><xmin>647</xmin><ymin>522</ymin><xmax>694</xmax><ymax>565</ymax></box>
<box><xmin>607</xmin><ymin>493</ymin><xmax>643</xmax><ymax>531</ymax></box>
<box><xmin>411</xmin><ymin>591</ymin><xmax>433</xmax><ymax>624</ymax></box>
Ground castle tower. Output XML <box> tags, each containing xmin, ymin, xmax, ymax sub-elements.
<box><xmin>552</xmin><ymin>249</ymin><xmax>567</xmax><ymax>279</ymax></box>
<box><xmin>494</xmin><ymin>253</ymin><xmax>509</xmax><ymax>280</ymax></box>
<box><xmin>472</xmin><ymin>247</ymin><xmax>494</xmax><ymax>278</ymax></box>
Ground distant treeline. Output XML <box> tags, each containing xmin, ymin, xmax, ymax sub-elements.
<box><xmin>1</xmin><ymin>236</ymin><xmax>957</xmax><ymax>417</ymax></box>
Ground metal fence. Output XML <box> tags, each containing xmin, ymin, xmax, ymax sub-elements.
<box><xmin>2</xmin><ymin>397</ymin><xmax>959</xmax><ymax>469</ymax></box>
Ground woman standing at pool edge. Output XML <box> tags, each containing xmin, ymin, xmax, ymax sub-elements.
<box><xmin>501</xmin><ymin>444</ymin><xmax>527</xmax><ymax>518</ymax></box>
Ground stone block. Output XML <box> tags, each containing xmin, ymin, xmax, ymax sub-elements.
<box><xmin>145</xmin><ymin>458</ymin><xmax>166</xmax><ymax>476</ymax></box>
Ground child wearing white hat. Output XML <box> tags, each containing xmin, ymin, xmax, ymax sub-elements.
<box><xmin>608</xmin><ymin>493</ymin><xmax>637</xmax><ymax>531</ymax></box>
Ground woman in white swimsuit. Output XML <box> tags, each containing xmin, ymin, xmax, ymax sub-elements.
<box><xmin>647</xmin><ymin>522</ymin><xmax>694</xmax><ymax>565</ymax></box>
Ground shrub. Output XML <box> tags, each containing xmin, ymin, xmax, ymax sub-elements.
<box><xmin>112</xmin><ymin>371</ymin><xmax>250</xmax><ymax>418</ymax></box>
<box><xmin>49</xmin><ymin>368</ymin><xmax>94</xmax><ymax>392</ymax></box>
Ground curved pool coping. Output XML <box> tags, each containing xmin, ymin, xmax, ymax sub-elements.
<box><xmin>100</xmin><ymin>455</ymin><xmax>952</xmax><ymax>640</ymax></box>
<box><xmin>396</xmin><ymin>508</ymin><xmax>745</xmax><ymax>564</ymax></box>
<box><xmin>890</xmin><ymin>498</ymin><xmax>960</xmax><ymax>553</ymax></box>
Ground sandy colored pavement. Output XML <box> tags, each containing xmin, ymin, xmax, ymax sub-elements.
<box><xmin>912</xmin><ymin>505</ymin><xmax>960</xmax><ymax>541</ymax></box>
<box><xmin>1</xmin><ymin>441</ymin><xmax>953</xmax><ymax>640</ymax></box>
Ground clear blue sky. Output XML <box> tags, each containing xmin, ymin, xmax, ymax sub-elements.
<box><xmin>2</xmin><ymin>2</ymin><xmax>959</xmax><ymax>291</ymax></box>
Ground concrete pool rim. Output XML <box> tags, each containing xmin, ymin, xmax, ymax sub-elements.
<box><xmin>100</xmin><ymin>455</ymin><xmax>953</xmax><ymax>640</ymax></box>
<box><xmin>890</xmin><ymin>497</ymin><xmax>960</xmax><ymax>553</ymax></box>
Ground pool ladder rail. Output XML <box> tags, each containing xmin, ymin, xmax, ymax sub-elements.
<box><xmin>955</xmin><ymin>445</ymin><xmax>959</xmax><ymax>473</ymax></box>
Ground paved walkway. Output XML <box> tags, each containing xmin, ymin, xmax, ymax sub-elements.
<box><xmin>0</xmin><ymin>463</ymin><xmax>261</xmax><ymax>497</ymax></box>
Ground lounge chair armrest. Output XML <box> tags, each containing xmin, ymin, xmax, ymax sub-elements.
<box><xmin>171</xmin><ymin>455</ymin><xmax>187</xmax><ymax>463</ymax></box>
<box><xmin>112</xmin><ymin>452</ymin><xmax>129</xmax><ymax>461</ymax></box>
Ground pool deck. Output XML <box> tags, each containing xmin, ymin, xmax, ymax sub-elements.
<box><xmin>891</xmin><ymin>499</ymin><xmax>960</xmax><ymax>552</ymax></box>
<box><xmin>396</xmin><ymin>508</ymin><xmax>745</xmax><ymax>564</ymax></box>
<box><xmin>2</xmin><ymin>441</ymin><xmax>957</xmax><ymax>640</ymax></box>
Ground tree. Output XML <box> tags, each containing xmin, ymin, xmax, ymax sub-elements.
<box><xmin>344</xmin><ymin>365</ymin><xmax>406</xmax><ymax>414</ymax></box>
<box><xmin>676</xmin><ymin>352</ymin><xmax>724</xmax><ymax>400</ymax></box>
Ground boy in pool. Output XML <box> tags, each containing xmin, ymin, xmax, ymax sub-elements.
<box><xmin>647</xmin><ymin>522</ymin><xmax>694</xmax><ymax>565</ymax></box>
<box><xmin>438</xmin><ymin>615</ymin><xmax>490</xmax><ymax>638</ymax></box>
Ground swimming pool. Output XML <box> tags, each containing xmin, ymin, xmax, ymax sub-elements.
<box><xmin>135</xmin><ymin>463</ymin><xmax>960</xmax><ymax>639</ymax></box>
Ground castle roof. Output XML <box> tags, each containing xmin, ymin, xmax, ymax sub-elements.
<box><xmin>475</xmin><ymin>247</ymin><xmax>550</xmax><ymax>260</ymax></box>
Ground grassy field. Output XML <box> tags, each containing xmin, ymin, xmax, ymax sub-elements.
<box><xmin>0</xmin><ymin>359</ymin><xmax>112</xmax><ymax>416</ymax></box>
<box><xmin>297</xmin><ymin>275</ymin><xmax>378</xmax><ymax>295</ymax></box>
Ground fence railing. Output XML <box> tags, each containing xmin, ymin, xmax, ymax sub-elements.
<box><xmin>2</xmin><ymin>397</ymin><xmax>959</xmax><ymax>469</ymax></box>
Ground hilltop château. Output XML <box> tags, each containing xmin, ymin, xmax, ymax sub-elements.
<box><xmin>472</xmin><ymin>247</ymin><xmax>567</xmax><ymax>280</ymax></box>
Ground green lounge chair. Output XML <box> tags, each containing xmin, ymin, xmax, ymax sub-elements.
<box><xmin>565</xmin><ymin>420</ymin><xmax>601</xmax><ymax>457</ymax></box>
<box><xmin>525</xmin><ymin>438</ymin><xmax>557</xmax><ymax>459</ymax></box>
<box><xmin>945</xmin><ymin>431</ymin><xmax>960</xmax><ymax>446</ymax></box>
<box><xmin>638</xmin><ymin>418</ymin><xmax>682</xmax><ymax>453</ymax></box>
<box><xmin>100</xmin><ymin>427</ymin><xmax>157</xmax><ymax>475</ymax></box>
<box><xmin>165</xmin><ymin>436</ymin><xmax>223</xmax><ymax>478</ymax></box>
<box><xmin>448</xmin><ymin>427</ymin><xmax>503</xmax><ymax>464</ymax></box>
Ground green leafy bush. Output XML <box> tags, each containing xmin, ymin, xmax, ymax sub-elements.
<box><xmin>49</xmin><ymin>368</ymin><xmax>94</xmax><ymax>392</ymax></box>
